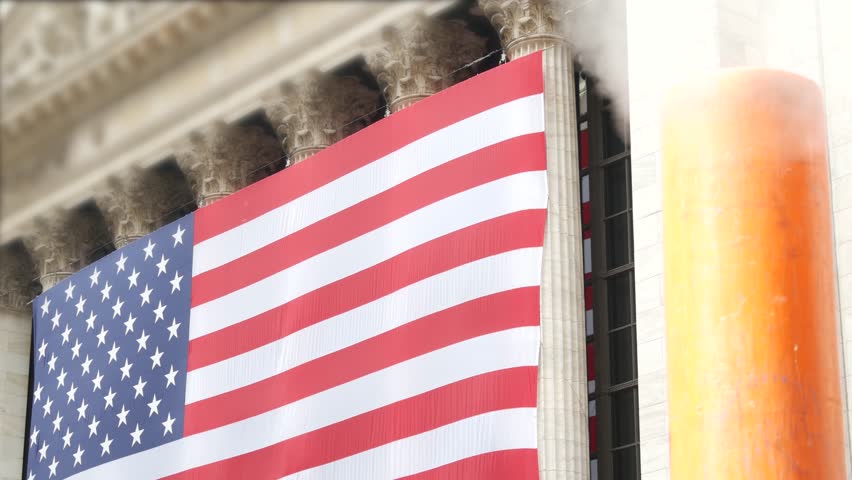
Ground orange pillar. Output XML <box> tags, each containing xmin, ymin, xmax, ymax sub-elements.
<box><xmin>662</xmin><ymin>68</ymin><xmax>846</xmax><ymax>479</ymax></box>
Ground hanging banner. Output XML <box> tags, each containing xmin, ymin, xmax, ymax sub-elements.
<box><xmin>25</xmin><ymin>51</ymin><xmax>546</xmax><ymax>480</ymax></box>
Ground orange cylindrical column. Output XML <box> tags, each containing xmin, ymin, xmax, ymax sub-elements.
<box><xmin>662</xmin><ymin>68</ymin><xmax>846</xmax><ymax>479</ymax></box>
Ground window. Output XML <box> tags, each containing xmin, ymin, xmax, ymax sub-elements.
<box><xmin>577</xmin><ymin>69</ymin><xmax>639</xmax><ymax>480</ymax></box>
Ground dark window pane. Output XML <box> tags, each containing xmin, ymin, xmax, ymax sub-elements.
<box><xmin>609</xmin><ymin>326</ymin><xmax>636</xmax><ymax>384</ymax></box>
<box><xmin>611</xmin><ymin>388</ymin><xmax>637</xmax><ymax>447</ymax></box>
<box><xmin>603</xmin><ymin>107</ymin><xmax>626</xmax><ymax>158</ymax></box>
<box><xmin>613</xmin><ymin>445</ymin><xmax>639</xmax><ymax>480</ymax></box>
<box><xmin>604</xmin><ymin>160</ymin><xmax>627</xmax><ymax>215</ymax></box>
<box><xmin>606</xmin><ymin>213</ymin><xmax>630</xmax><ymax>269</ymax></box>
<box><xmin>607</xmin><ymin>272</ymin><xmax>633</xmax><ymax>328</ymax></box>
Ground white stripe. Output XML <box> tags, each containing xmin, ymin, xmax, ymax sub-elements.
<box><xmin>281</xmin><ymin>409</ymin><xmax>537</xmax><ymax>480</ymax></box>
<box><xmin>68</xmin><ymin>328</ymin><xmax>540</xmax><ymax>480</ymax></box>
<box><xmin>583</xmin><ymin>237</ymin><xmax>592</xmax><ymax>274</ymax></box>
<box><xmin>189</xmin><ymin>171</ymin><xmax>547</xmax><ymax>340</ymax></box>
<box><xmin>186</xmin><ymin>247</ymin><xmax>542</xmax><ymax>404</ymax></box>
<box><xmin>581</xmin><ymin>174</ymin><xmax>590</xmax><ymax>203</ymax></box>
<box><xmin>193</xmin><ymin>93</ymin><xmax>545</xmax><ymax>275</ymax></box>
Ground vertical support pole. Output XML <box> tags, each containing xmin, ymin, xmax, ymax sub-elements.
<box><xmin>662</xmin><ymin>68</ymin><xmax>846</xmax><ymax>478</ymax></box>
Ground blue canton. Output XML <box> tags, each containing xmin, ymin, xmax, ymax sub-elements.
<box><xmin>25</xmin><ymin>215</ymin><xmax>193</xmax><ymax>480</ymax></box>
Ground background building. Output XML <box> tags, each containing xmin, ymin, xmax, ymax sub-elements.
<box><xmin>1</xmin><ymin>1</ymin><xmax>850</xmax><ymax>479</ymax></box>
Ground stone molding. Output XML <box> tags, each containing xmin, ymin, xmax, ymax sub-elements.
<box><xmin>174</xmin><ymin>121</ymin><xmax>282</xmax><ymax>207</ymax></box>
<box><xmin>265</xmin><ymin>71</ymin><xmax>379</xmax><ymax>165</ymax></box>
<box><xmin>366</xmin><ymin>14</ymin><xmax>487</xmax><ymax>113</ymax></box>
<box><xmin>478</xmin><ymin>0</ymin><xmax>565</xmax><ymax>60</ymax></box>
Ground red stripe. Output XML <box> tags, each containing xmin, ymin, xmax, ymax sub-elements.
<box><xmin>187</xmin><ymin>209</ymin><xmax>546</xmax><ymax>371</ymax></box>
<box><xmin>191</xmin><ymin>133</ymin><xmax>546</xmax><ymax>307</ymax></box>
<box><xmin>193</xmin><ymin>52</ymin><xmax>544</xmax><ymax>244</ymax></box>
<box><xmin>397</xmin><ymin>449</ymin><xmax>539</xmax><ymax>480</ymax></box>
<box><xmin>184</xmin><ymin>287</ymin><xmax>540</xmax><ymax>435</ymax></box>
<box><xmin>589</xmin><ymin>414</ymin><xmax>598</xmax><ymax>453</ymax></box>
<box><xmin>587</xmin><ymin>342</ymin><xmax>595</xmax><ymax>380</ymax></box>
<box><xmin>168</xmin><ymin>368</ymin><xmax>537</xmax><ymax>480</ymax></box>
<box><xmin>580</xmin><ymin>129</ymin><xmax>589</xmax><ymax>170</ymax></box>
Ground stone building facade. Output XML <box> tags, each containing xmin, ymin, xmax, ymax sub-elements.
<box><xmin>1</xmin><ymin>1</ymin><xmax>850</xmax><ymax>479</ymax></box>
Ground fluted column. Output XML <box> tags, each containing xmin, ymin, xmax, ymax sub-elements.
<box><xmin>480</xmin><ymin>1</ymin><xmax>588</xmax><ymax>479</ymax></box>
<box><xmin>264</xmin><ymin>71</ymin><xmax>379</xmax><ymax>165</ymax></box>
<box><xmin>174</xmin><ymin>121</ymin><xmax>282</xmax><ymax>207</ymax></box>
<box><xmin>22</xmin><ymin>208</ymin><xmax>105</xmax><ymax>291</ymax></box>
<box><xmin>366</xmin><ymin>14</ymin><xmax>486</xmax><ymax>113</ymax></box>
<box><xmin>0</xmin><ymin>244</ymin><xmax>37</xmax><ymax>313</ymax></box>
<box><xmin>94</xmin><ymin>167</ymin><xmax>182</xmax><ymax>248</ymax></box>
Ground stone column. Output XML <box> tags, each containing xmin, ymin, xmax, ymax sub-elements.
<box><xmin>0</xmin><ymin>244</ymin><xmax>37</xmax><ymax>314</ymax></box>
<box><xmin>480</xmin><ymin>1</ymin><xmax>588</xmax><ymax>479</ymax></box>
<box><xmin>174</xmin><ymin>121</ymin><xmax>282</xmax><ymax>207</ymax></box>
<box><xmin>94</xmin><ymin>167</ymin><xmax>182</xmax><ymax>248</ymax></box>
<box><xmin>264</xmin><ymin>71</ymin><xmax>379</xmax><ymax>165</ymax></box>
<box><xmin>365</xmin><ymin>14</ymin><xmax>486</xmax><ymax>114</ymax></box>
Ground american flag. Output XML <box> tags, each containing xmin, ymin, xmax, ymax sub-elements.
<box><xmin>26</xmin><ymin>51</ymin><xmax>547</xmax><ymax>479</ymax></box>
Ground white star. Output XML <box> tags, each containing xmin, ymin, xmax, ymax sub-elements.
<box><xmin>170</xmin><ymin>271</ymin><xmax>183</xmax><ymax>293</ymax></box>
<box><xmin>92</xmin><ymin>370</ymin><xmax>104</xmax><ymax>391</ymax></box>
<box><xmin>173</xmin><ymin>224</ymin><xmax>185</xmax><ymax>246</ymax></box>
<box><xmin>104</xmin><ymin>387</ymin><xmax>116</xmax><ymax>409</ymax></box>
<box><xmin>130</xmin><ymin>423</ymin><xmax>144</xmax><ymax>446</ymax></box>
<box><xmin>41</xmin><ymin>297</ymin><xmax>51</xmax><ymax>316</ymax></box>
<box><xmin>81</xmin><ymin>355</ymin><xmax>93</xmax><ymax>375</ymax></box>
<box><xmin>133</xmin><ymin>376</ymin><xmax>147</xmax><ymax>398</ymax></box>
<box><xmin>48</xmin><ymin>456</ymin><xmax>58</xmax><ymax>478</ymax></box>
<box><xmin>77</xmin><ymin>399</ymin><xmax>88</xmax><ymax>420</ymax></box>
<box><xmin>75</xmin><ymin>295</ymin><xmax>86</xmax><ymax>315</ymax></box>
<box><xmin>116</xmin><ymin>252</ymin><xmax>128</xmax><ymax>272</ymax></box>
<box><xmin>42</xmin><ymin>396</ymin><xmax>53</xmax><ymax>417</ymax></box>
<box><xmin>52</xmin><ymin>412</ymin><xmax>63</xmax><ymax>433</ymax></box>
<box><xmin>60</xmin><ymin>324</ymin><xmax>72</xmax><ymax>345</ymax></box>
<box><xmin>167</xmin><ymin>318</ymin><xmax>181</xmax><ymax>340</ymax></box>
<box><xmin>150</xmin><ymin>347</ymin><xmax>163</xmax><ymax>369</ymax></box>
<box><xmin>101</xmin><ymin>281</ymin><xmax>112</xmax><ymax>301</ymax></box>
<box><xmin>73</xmin><ymin>444</ymin><xmax>84</xmax><ymax>466</ymax></box>
<box><xmin>38</xmin><ymin>339</ymin><xmax>47</xmax><ymax>359</ymax></box>
<box><xmin>107</xmin><ymin>342</ymin><xmax>120</xmax><ymax>364</ymax></box>
<box><xmin>143</xmin><ymin>239</ymin><xmax>156</xmax><ymax>260</ymax></box>
<box><xmin>137</xmin><ymin>330</ymin><xmax>150</xmax><ymax>351</ymax></box>
<box><xmin>96</xmin><ymin>326</ymin><xmax>108</xmax><ymax>346</ymax></box>
<box><xmin>38</xmin><ymin>441</ymin><xmax>49</xmax><ymax>460</ymax></box>
<box><xmin>56</xmin><ymin>368</ymin><xmax>67</xmax><ymax>388</ymax></box>
<box><xmin>88</xmin><ymin>415</ymin><xmax>100</xmax><ymax>437</ymax></box>
<box><xmin>30</xmin><ymin>426</ymin><xmax>39</xmax><ymax>446</ymax></box>
<box><xmin>140</xmin><ymin>284</ymin><xmax>152</xmax><ymax>306</ymax></box>
<box><xmin>66</xmin><ymin>383</ymin><xmax>77</xmax><ymax>404</ymax></box>
<box><xmin>156</xmin><ymin>254</ymin><xmax>169</xmax><ymax>276</ymax></box>
<box><xmin>62</xmin><ymin>426</ymin><xmax>73</xmax><ymax>448</ymax></box>
<box><xmin>90</xmin><ymin>267</ymin><xmax>101</xmax><ymax>286</ymax></box>
<box><xmin>47</xmin><ymin>353</ymin><xmax>57</xmax><ymax>373</ymax></box>
<box><xmin>100</xmin><ymin>433</ymin><xmax>113</xmax><ymax>456</ymax></box>
<box><xmin>120</xmin><ymin>359</ymin><xmax>133</xmax><ymax>380</ymax></box>
<box><xmin>147</xmin><ymin>394</ymin><xmax>161</xmax><ymax>417</ymax></box>
<box><xmin>124</xmin><ymin>313</ymin><xmax>137</xmax><ymax>334</ymax></box>
<box><xmin>27</xmin><ymin>471</ymin><xmax>34</xmax><ymax>480</ymax></box>
<box><xmin>112</xmin><ymin>297</ymin><xmax>124</xmax><ymax>318</ymax></box>
<box><xmin>128</xmin><ymin>267</ymin><xmax>140</xmax><ymax>288</ymax></box>
<box><xmin>34</xmin><ymin>383</ymin><xmax>44</xmax><ymax>402</ymax></box>
<box><xmin>116</xmin><ymin>405</ymin><xmax>129</xmax><ymax>427</ymax></box>
<box><xmin>85</xmin><ymin>310</ymin><xmax>97</xmax><ymax>331</ymax></box>
<box><xmin>50</xmin><ymin>310</ymin><xmax>61</xmax><ymax>330</ymax></box>
<box><xmin>70</xmin><ymin>338</ymin><xmax>82</xmax><ymax>359</ymax></box>
<box><xmin>65</xmin><ymin>282</ymin><xmax>75</xmax><ymax>300</ymax></box>
<box><xmin>153</xmin><ymin>301</ymin><xmax>166</xmax><ymax>323</ymax></box>
<box><xmin>164</xmin><ymin>365</ymin><xmax>178</xmax><ymax>388</ymax></box>
<box><xmin>162</xmin><ymin>412</ymin><xmax>176</xmax><ymax>435</ymax></box>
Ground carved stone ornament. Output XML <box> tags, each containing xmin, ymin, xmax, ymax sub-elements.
<box><xmin>0</xmin><ymin>243</ymin><xmax>38</xmax><ymax>312</ymax></box>
<box><xmin>366</xmin><ymin>14</ymin><xmax>487</xmax><ymax>113</ymax></box>
<box><xmin>478</xmin><ymin>0</ymin><xmax>565</xmax><ymax>60</ymax></box>
<box><xmin>174</xmin><ymin>121</ymin><xmax>282</xmax><ymax>207</ymax></box>
<box><xmin>265</xmin><ymin>71</ymin><xmax>379</xmax><ymax>165</ymax></box>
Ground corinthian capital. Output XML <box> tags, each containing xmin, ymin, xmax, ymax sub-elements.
<box><xmin>479</xmin><ymin>0</ymin><xmax>565</xmax><ymax>60</ymax></box>
<box><xmin>265</xmin><ymin>71</ymin><xmax>379</xmax><ymax>165</ymax></box>
<box><xmin>366</xmin><ymin>15</ymin><xmax>486</xmax><ymax>113</ymax></box>
<box><xmin>94</xmin><ymin>167</ymin><xmax>177</xmax><ymax>249</ymax></box>
<box><xmin>174</xmin><ymin>121</ymin><xmax>282</xmax><ymax>207</ymax></box>
<box><xmin>0</xmin><ymin>244</ymin><xmax>38</xmax><ymax>313</ymax></box>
